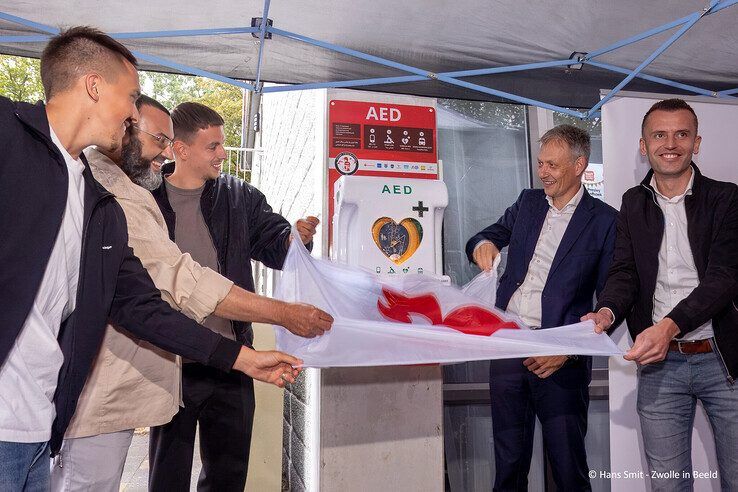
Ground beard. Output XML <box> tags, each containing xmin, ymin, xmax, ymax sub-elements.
<box><xmin>120</xmin><ymin>133</ymin><xmax>163</xmax><ymax>191</ymax></box>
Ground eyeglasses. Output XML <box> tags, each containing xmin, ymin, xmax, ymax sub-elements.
<box><xmin>134</xmin><ymin>124</ymin><xmax>174</xmax><ymax>149</ymax></box>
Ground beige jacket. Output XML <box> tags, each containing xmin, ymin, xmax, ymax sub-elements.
<box><xmin>65</xmin><ymin>148</ymin><xmax>234</xmax><ymax>438</ymax></box>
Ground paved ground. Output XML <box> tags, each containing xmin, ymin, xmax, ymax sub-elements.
<box><xmin>120</xmin><ymin>429</ymin><xmax>203</xmax><ymax>491</ymax></box>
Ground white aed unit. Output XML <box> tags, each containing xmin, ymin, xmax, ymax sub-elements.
<box><xmin>332</xmin><ymin>175</ymin><xmax>448</xmax><ymax>277</ymax></box>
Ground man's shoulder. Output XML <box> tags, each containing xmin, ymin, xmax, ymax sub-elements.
<box><xmin>585</xmin><ymin>192</ymin><xmax>618</xmax><ymax>219</ymax></box>
<box><xmin>216</xmin><ymin>172</ymin><xmax>257</xmax><ymax>189</ymax></box>
<box><xmin>698</xmin><ymin>173</ymin><xmax>738</xmax><ymax>197</ymax></box>
<box><xmin>521</xmin><ymin>188</ymin><xmax>544</xmax><ymax>199</ymax></box>
<box><xmin>85</xmin><ymin>148</ymin><xmax>125</xmax><ymax>192</ymax></box>
<box><xmin>514</xmin><ymin>188</ymin><xmax>545</xmax><ymax>207</ymax></box>
<box><xmin>0</xmin><ymin>96</ymin><xmax>32</xmax><ymax>132</ymax></box>
<box><xmin>620</xmin><ymin>183</ymin><xmax>649</xmax><ymax>204</ymax></box>
<box><xmin>97</xmin><ymin>188</ymin><xmax>128</xmax><ymax>231</ymax></box>
<box><xmin>214</xmin><ymin>173</ymin><xmax>265</xmax><ymax>200</ymax></box>
<box><xmin>0</xmin><ymin>95</ymin><xmax>24</xmax><ymax>115</ymax></box>
<box><xmin>0</xmin><ymin>95</ymin><xmax>15</xmax><ymax>113</ymax></box>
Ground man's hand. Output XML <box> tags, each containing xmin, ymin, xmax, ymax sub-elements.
<box><xmin>624</xmin><ymin>317</ymin><xmax>680</xmax><ymax>365</ymax></box>
<box><xmin>472</xmin><ymin>242</ymin><xmax>500</xmax><ymax>271</ymax></box>
<box><xmin>293</xmin><ymin>216</ymin><xmax>319</xmax><ymax>245</ymax></box>
<box><xmin>581</xmin><ymin>308</ymin><xmax>615</xmax><ymax>334</ymax></box>
<box><xmin>279</xmin><ymin>302</ymin><xmax>333</xmax><ymax>338</ymax></box>
<box><xmin>523</xmin><ymin>355</ymin><xmax>568</xmax><ymax>379</ymax></box>
<box><xmin>233</xmin><ymin>346</ymin><xmax>303</xmax><ymax>388</ymax></box>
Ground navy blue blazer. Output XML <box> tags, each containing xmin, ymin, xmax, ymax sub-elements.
<box><xmin>465</xmin><ymin>188</ymin><xmax>617</xmax><ymax>329</ymax></box>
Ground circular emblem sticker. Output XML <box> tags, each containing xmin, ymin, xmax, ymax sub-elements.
<box><xmin>335</xmin><ymin>152</ymin><xmax>359</xmax><ymax>175</ymax></box>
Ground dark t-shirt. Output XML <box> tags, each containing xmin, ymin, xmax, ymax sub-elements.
<box><xmin>165</xmin><ymin>179</ymin><xmax>234</xmax><ymax>341</ymax></box>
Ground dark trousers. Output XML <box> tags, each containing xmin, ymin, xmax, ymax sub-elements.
<box><xmin>489</xmin><ymin>357</ymin><xmax>591</xmax><ymax>492</ymax></box>
<box><xmin>148</xmin><ymin>363</ymin><xmax>255</xmax><ymax>492</ymax></box>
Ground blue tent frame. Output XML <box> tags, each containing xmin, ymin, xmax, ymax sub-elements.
<box><xmin>1</xmin><ymin>0</ymin><xmax>736</xmax><ymax>119</ymax></box>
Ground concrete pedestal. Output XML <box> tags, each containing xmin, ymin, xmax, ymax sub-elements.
<box><xmin>283</xmin><ymin>366</ymin><xmax>444</xmax><ymax>491</ymax></box>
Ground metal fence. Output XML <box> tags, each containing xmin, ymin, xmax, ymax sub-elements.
<box><xmin>222</xmin><ymin>147</ymin><xmax>263</xmax><ymax>182</ymax></box>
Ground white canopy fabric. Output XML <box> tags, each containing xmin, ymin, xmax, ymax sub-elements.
<box><xmin>0</xmin><ymin>1</ymin><xmax>736</xmax><ymax>108</ymax></box>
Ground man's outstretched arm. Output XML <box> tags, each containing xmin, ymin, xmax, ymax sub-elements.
<box><xmin>215</xmin><ymin>285</ymin><xmax>333</xmax><ymax>338</ymax></box>
<box><xmin>110</xmin><ymin>244</ymin><xmax>302</xmax><ymax>386</ymax></box>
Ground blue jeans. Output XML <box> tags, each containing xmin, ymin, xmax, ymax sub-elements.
<box><xmin>638</xmin><ymin>348</ymin><xmax>738</xmax><ymax>492</ymax></box>
<box><xmin>0</xmin><ymin>441</ymin><xmax>49</xmax><ymax>491</ymax></box>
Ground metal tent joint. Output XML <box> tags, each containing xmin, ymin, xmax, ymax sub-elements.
<box><xmin>567</xmin><ymin>52</ymin><xmax>587</xmax><ymax>71</ymax></box>
<box><xmin>251</xmin><ymin>17</ymin><xmax>273</xmax><ymax>39</ymax></box>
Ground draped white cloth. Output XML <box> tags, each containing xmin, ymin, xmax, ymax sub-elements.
<box><xmin>275</xmin><ymin>235</ymin><xmax>622</xmax><ymax>368</ymax></box>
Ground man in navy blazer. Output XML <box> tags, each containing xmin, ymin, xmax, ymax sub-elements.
<box><xmin>466</xmin><ymin>125</ymin><xmax>616</xmax><ymax>491</ymax></box>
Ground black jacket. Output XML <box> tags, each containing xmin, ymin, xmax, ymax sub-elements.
<box><xmin>0</xmin><ymin>97</ymin><xmax>242</xmax><ymax>453</ymax></box>
<box><xmin>153</xmin><ymin>163</ymin><xmax>293</xmax><ymax>345</ymax></box>
<box><xmin>596</xmin><ymin>164</ymin><xmax>738</xmax><ymax>381</ymax></box>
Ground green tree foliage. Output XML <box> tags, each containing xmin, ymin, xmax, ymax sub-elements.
<box><xmin>139</xmin><ymin>72</ymin><xmax>246</xmax><ymax>179</ymax></box>
<box><xmin>0</xmin><ymin>55</ymin><xmax>44</xmax><ymax>103</ymax></box>
<box><xmin>0</xmin><ymin>57</ymin><xmax>244</xmax><ymax>147</ymax></box>
<box><xmin>140</xmin><ymin>71</ymin><xmax>243</xmax><ymax>147</ymax></box>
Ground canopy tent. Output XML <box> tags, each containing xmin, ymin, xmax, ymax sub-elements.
<box><xmin>0</xmin><ymin>0</ymin><xmax>736</xmax><ymax>118</ymax></box>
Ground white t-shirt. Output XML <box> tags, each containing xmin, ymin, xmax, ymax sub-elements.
<box><xmin>0</xmin><ymin>126</ymin><xmax>85</xmax><ymax>442</ymax></box>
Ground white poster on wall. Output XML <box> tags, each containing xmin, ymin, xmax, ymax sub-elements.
<box><xmin>582</xmin><ymin>162</ymin><xmax>604</xmax><ymax>200</ymax></box>
<box><xmin>601</xmin><ymin>91</ymin><xmax>738</xmax><ymax>492</ymax></box>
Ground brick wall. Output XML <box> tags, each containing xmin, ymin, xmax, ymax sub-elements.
<box><xmin>251</xmin><ymin>88</ymin><xmax>327</xmax><ymax>492</ymax></box>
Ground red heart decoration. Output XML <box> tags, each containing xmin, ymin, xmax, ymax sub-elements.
<box><xmin>377</xmin><ymin>287</ymin><xmax>519</xmax><ymax>336</ymax></box>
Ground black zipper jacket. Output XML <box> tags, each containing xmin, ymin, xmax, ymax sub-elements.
<box><xmin>596</xmin><ymin>164</ymin><xmax>738</xmax><ymax>381</ymax></box>
<box><xmin>153</xmin><ymin>163</ymin><xmax>294</xmax><ymax>346</ymax></box>
<box><xmin>0</xmin><ymin>97</ymin><xmax>242</xmax><ymax>453</ymax></box>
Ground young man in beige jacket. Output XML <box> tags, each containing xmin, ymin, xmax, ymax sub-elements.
<box><xmin>49</xmin><ymin>95</ymin><xmax>332</xmax><ymax>491</ymax></box>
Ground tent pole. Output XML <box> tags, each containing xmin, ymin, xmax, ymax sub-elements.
<box><xmin>263</xmin><ymin>59</ymin><xmax>575</xmax><ymax>93</ymax></box>
<box><xmin>588</xmin><ymin>10</ymin><xmax>706</xmax><ymax>117</ymax></box>
<box><xmin>264</xmin><ymin>76</ymin><xmax>426</xmax><ymax>93</ymax></box>
<box><xmin>587</xmin><ymin>15</ymin><xmax>695</xmax><ymax>60</ymax></box>
<box><xmin>586</xmin><ymin>0</ymin><xmax>737</xmax><ymax>60</ymax></box>
<box><xmin>0</xmin><ymin>27</ymin><xmax>260</xmax><ymax>43</ymax></box>
<box><xmin>0</xmin><ymin>11</ymin><xmax>57</xmax><ymax>34</ymax></box>
<box><xmin>585</xmin><ymin>60</ymin><xmax>720</xmax><ymax>98</ymax></box>
<box><xmin>268</xmin><ymin>26</ymin><xmax>433</xmax><ymax>78</ymax></box>
<box><xmin>107</xmin><ymin>27</ymin><xmax>259</xmax><ymax>39</ymax></box>
<box><xmin>253</xmin><ymin>0</ymin><xmax>271</xmax><ymax>90</ymax></box>
<box><xmin>433</xmin><ymin>74</ymin><xmax>587</xmax><ymax>119</ymax></box>
<box><xmin>133</xmin><ymin>51</ymin><xmax>255</xmax><ymax>91</ymax></box>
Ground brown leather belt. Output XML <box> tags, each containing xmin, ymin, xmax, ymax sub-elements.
<box><xmin>668</xmin><ymin>339</ymin><xmax>713</xmax><ymax>354</ymax></box>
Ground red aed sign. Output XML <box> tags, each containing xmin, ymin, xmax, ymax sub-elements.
<box><xmin>329</xmin><ymin>100</ymin><xmax>438</xmax><ymax>164</ymax></box>
<box><xmin>326</xmin><ymin>99</ymin><xmax>440</xmax><ymax>251</ymax></box>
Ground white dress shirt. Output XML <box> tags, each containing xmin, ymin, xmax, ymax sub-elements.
<box><xmin>476</xmin><ymin>186</ymin><xmax>584</xmax><ymax>327</ymax></box>
<box><xmin>0</xmin><ymin>126</ymin><xmax>85</xmax><ymax>442</ymax></box>
<box><xmin>651</xmin><ymin>168</ymin><xmax>713</xmax><ymax>341</ymax></box>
